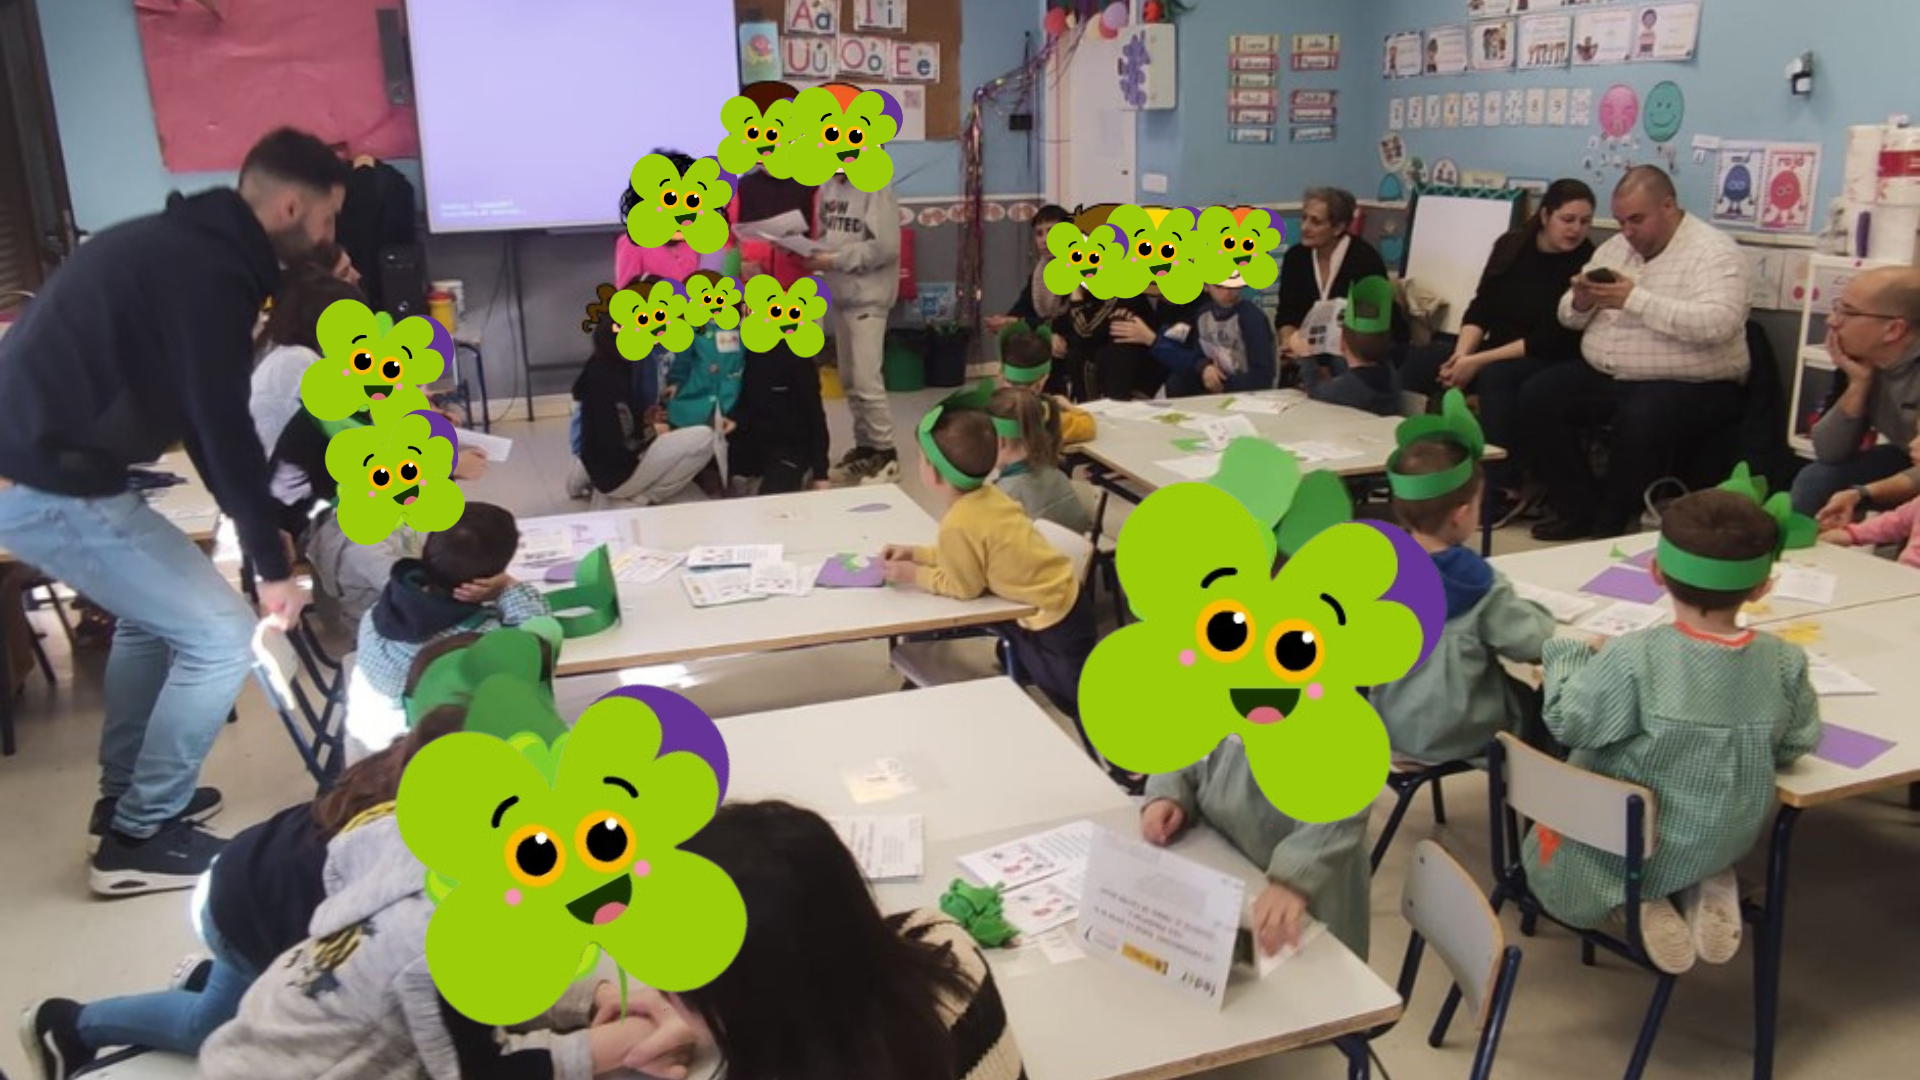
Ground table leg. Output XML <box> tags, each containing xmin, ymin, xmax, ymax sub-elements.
<box><xmin>1751</xmin><ymin>804</ymin><xmax>1801</xmax><ymax>1080</ymax></box>
<box><xmin>1334</xmin><ymin>1035</ymin><xmax>1371</xmax><ymax>1079</ymax></box>
<box><xmin>2</xmin><ymin>610</ymin><xmax>14</xmax><ymax>756</ymax></box>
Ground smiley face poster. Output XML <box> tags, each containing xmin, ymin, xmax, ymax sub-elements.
<box><xmin>1761</xmin><ymin>145</ymin><xmax>1819</xmax><ymax>233</ymax></box>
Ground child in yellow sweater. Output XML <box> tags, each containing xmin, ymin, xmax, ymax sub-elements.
<box><xmin>882</xmin><ymin>393</ymin><xmax>1097</xmax><ymax>725</ymax></box>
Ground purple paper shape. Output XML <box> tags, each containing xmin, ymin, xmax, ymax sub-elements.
<box><xmin>598</xmin><ymin>685</ymin><xmax>730</xmax><ymax>804</ymax></box>
<box><xmin>1359</xmin><ymin>520</ymin><xmax>1446</xmax><ymax>674</ymax></box>
<box><xmin>1625</xmin><ymin>548</ymin><xmax>1656</xmax><ymax>569</ymax></box>
<box><xmin>847</xmin><ymin>503</ymin><xmax>889</xmax><ymax>513</ymax></box>
<box><xmin>1812</xmin><ymin>723</ymin><xmax>1895</xmax><ymax>769</ymax></box>
<box><xmin>543</xmin><ymin>560</ymin><xmax>580</xmax><ymax>583</ymax></box>
<box><xmin>815</xmin><ymin>553</ymin><xmax>885</xmax><ymax>588</ymax></box>
<box><xmin>1582</xmin><ymin>565</ymin><xmax>1666</xmax><ymax>605</ymax></box>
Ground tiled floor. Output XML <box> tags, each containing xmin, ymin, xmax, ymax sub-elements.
<box><xmin>2</xmin><ymin>388</ymin><xmax>1915</xmax><ymax>1080</ymax></box>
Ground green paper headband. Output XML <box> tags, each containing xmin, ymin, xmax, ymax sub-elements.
<box><xmin>1002</xmin><ymin>361</ymin><xmax>1052</xmax><ymax>385</ymax></box>
<box><xmin>544</xmin><ymin>545</ymin><xmax>621</xmax><ymax>638</ymax></box>
<box><xmin>1657</xmin><ymin>462</ymin><xmax>1818</xmax><ymax>590</ymax></box>
<box><xmin>404</xmin><ymin>629</ymin><xmax>563</xmax><ymax>735</ymax></box>
<box><xmin>1345</xmin><ymin>275</ymin><xmax>1394</xmax><ymax>335</ymax></box>
<box><xmin>916</xmin><ymin>379</ymin><xmax>997</xmax><ymax>491</ymax></box>
<box><xmin>991</xmin><ymin>415</ymin><xmax>1023</xmax><ymax>439</ymax></box>
<box><xmin>1204</xmin><ymin>437</ymin><xmax>1354</xmax><ymax>562</ymax></box>
<box><xmin>1387</xmin><ymin>389</ymin><xmax>1487</xmax><ymax>500</ymax></box>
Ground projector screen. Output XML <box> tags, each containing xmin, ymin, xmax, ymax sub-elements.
<box><xmin>406</xmin><ymin>0</ymin><xmax>738</xmax><ymax>234</ymax></box>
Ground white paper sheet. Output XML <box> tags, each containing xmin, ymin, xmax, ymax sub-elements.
<box><xmin>827</xmin><ymin>814</ymin><xmax>925</xmax><ymax>881</ymax></box>
<box><xmin>1276</xmin><ymin>440</ymin><xmax>1363</xmax><ymax>463</ymax></box>
<box><xmin>456</xmin><ymin>428</ymin><xmax>513</xmax><ymax>463</ymax></box>
<box><xmin>1577</xmin><ymin>600</ymin><xmax>1668</xmax><ymax>637</ymax></box>
<box><xmin>958</xmin><ymin>820</ymin><xmax>1096</xmax><ymax>890</ymax></box>
<box><xmin>1076</xmin><ymin>826</ymin><xmax>1244</xmax><ymax>1009</ymax></box>
<box><xmin>842</xmin><ymin>756</ymin><xmax>918</xmax><ymax>803</ymax></box>
<box><xmin>687</xmin><ymin>544</ymin><xmax>784</xmax><ymax>569</ymax></box>
<box><xmin>612</xmin><ymin>547</ymin><xmax>686</xmax><ymax>585</ymax></box>
<box><xmin>749</xmin><ymin>561</ymin><xmax>802</xmax><ymax>597</ymax></box>
<box><xmin>1515</xmin><ymin>581</ymin><xmax>1601</xmax><ymax>624</ymax></box>
<box><xmin>1198</xmin><ymin>413</ymin><xmax>1262</xmax><ymax>450</ymax></box>
<box><xmin>769</xmin><ymin>233</ymin><xmax>832</xmax><ymax>257</ymax></box>
<box><xmin>1771</xmin><ymin>565</ymin><xmax>1838</xmax><ymax>606</ymax></box>
<box><xmin>1224</xmin><ymin>396</ymin><xmax>1287</xmax><ymax>415</ymax></box>
<box><xmin>1000</xmin><ymin>869</ymin><xmax>1086</xmax><ymax>937</ymax></box>
<box><xmin>1237</xmin><ymin>916</ymin><xmax>1326</xmax><ymax>979</ymax></box>
<box><xmin>734</xmin><ymin>209</ymin><xmax>808</xmax><ymax>239</ymax></box>
<box><xmin>1807</xmin><ymin>654</ymin><xmax>1876</xmax><ymax>697</ymax></box>
<box><xmin>1153</xmin><ymin>454</ymin><xmax>1225</xmax><ymax>480</ymax></box>
<box><xmin>681</xmin><ymin>569</ymin><xmax>761</xmax><ymax>608</ymax></box>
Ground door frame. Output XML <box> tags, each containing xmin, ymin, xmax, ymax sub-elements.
<box><xmin>0</xmin><ymin>0</ymin><xmax>79</xmax><ymax>282</ymax></box>
<box><xmin>1043</xmin><ymin>22</ymin><xmax>1137</xmax><ymax>210</ymax></box>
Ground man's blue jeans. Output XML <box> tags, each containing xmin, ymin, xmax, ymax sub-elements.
<box><xmin>78</xmin><ymin>870</ymin><xmax>260</xmax><ymax>1054</ymax></box>
<box><xmin>1788</xmin><ymin>444</ymin><xmax>1912</xmax><ymax>516</ymax></box>
<box><xmin>0</xmin><ymin>485</ymin><xmax>254</xmax><ymax>836</ymax></box>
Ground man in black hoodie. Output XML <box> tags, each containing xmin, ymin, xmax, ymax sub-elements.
<box><xmin>0</xmin><ymin>127</ymin><xmax>346</xmax><ymax>896</ymax></box>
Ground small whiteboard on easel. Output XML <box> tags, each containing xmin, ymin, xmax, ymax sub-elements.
<box><xmin>1402</xmin><ymin>187</ymin><xmax>1523</xmax><ymax>335</ymax></box>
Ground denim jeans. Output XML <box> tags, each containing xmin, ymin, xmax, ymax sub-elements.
<box><xmin>78</xmin><ymin>870</ymin><xmax>259</xmax><ymax>1054</ymax></box>
<box><xmin>1788</xmin><ymin>443</ymin><xmax>1912</xmax><ymax>517</ymax></box>
<box><xmin>0</xmin><ymin>485</ymin><xmax>255</xmax><ymax>836</ymax></box>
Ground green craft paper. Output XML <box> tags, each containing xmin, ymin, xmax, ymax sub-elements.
<box><xmin>1171</xmin><ymin>437</ymin><xmax>1206</xmax><ymax>452</ymax></box>
<box><xmin>545</xmin><ymin>545</ymin><xmax>621</xmax><ymax>638</ymax></box>
<box><xmin>404</xmin><ymin>629</ymin><xmax>561</xmax><ymax>736</ymax></box>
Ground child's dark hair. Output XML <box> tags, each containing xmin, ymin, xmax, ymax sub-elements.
<box><xmin>1000</xmin><ymin>326</ymin><xmax>1051</xmax><ymax>374</ymax></box>
<box><xmin>678</xmin><ymin>800</ymin><xmax>976</xmax><ymax>1080</ymax></box>
<box><xmin>310</xmin><ymin>705</ymin><xmax>463</xmax><ymax>837</ymax></box>
<box><xmin>1344</xmin><ymin>327</ymin><xmax>1394</xmax><ymax>366</ymax></box>
<box><xmin>989</xmin><ymin>386</ymin><xmax>1058</xmax><ymax>470</ymax></box>
<box><xmin>1658</xmin><ymin>489</ymin><xmax>1779</xmax><ymax>612</ymax></box>
<box><xmin>1389</xmin><ymin>438</ymin><xmax>1484</xmax><ymax>536</ymax></box>
<box><xmin>928</xmin><ymin>409</ymin><xmax>1000</xmax><ymax>484</ymax></box>
<box><xmin>421</xmin><ymin>503</ymin><xmax>519</xmax><ymax>591</ymax></box>
<box><xmin>260</xmin><ymin>264</ymin><xmax>367</xmax><ymax>353</ymax></box>
<box><xmin>1032</xmin><ymin>203</ymin><xmax>1070</xmax><ymax>230</ymax></box>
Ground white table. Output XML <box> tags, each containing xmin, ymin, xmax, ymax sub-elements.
<box><xmin>724</xmin><ymin>680</ymin><xmax>1404</xmax><ymax>1080</ymax></box>
<box><xmin>528</xmin><ymin>485</ymin><xmax>1035</xmax><ymax>677</ymax></box>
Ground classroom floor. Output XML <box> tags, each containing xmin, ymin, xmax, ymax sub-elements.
<box><xmin>2</xmin><ymin>387</ymin><xmax>1914</xmax><ymax>1080</ymax></box>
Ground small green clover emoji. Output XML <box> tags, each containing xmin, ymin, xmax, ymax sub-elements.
<box><xmin>396</xmin><ymin>695</ymin><xmax>746</xmax><ymax>1026</ymax></box>
<box><xmin>741</xmin><ymin>274</ymin><xmax>827</xmax><ymax>357</ymax></box>
<box><xmin>302</xmin><ymin>300</ymin><xmax>448</xmax><ymax>422</ymax></box>
<box><xmin>718</xmin><ymin>94</ymin><xmax>794</xmax><ymax>177</ymax></box>
<box><xmin>782</xmin><ymin>85</ymin><xmax>898</xmax><ymax>190</ymax></box>
<box><xmin>609</xmin><ymin>283</ymin><xmax>696</xmax><ymax>358</ymax></box>
<box><xmin>684</xmin><ymin>273</ymin><xmax>743</xmax><ymax>331</ymax></box>
<box><xmin>1194</xmin><ymin>206</ymin><xmax>1282</xmax><ymax>290</ymax></box>
<box><xmin>1108</xmin><ymin>205</ymin><xmax>1207</xmax><ymax>304</ymax></box>
<box><xmin>324</xmin><ymin>411</ymin><xmax>465</xmax><ymax>545</ymax></box>
<box><xmin>1081</xmin><ymin>482</ymin><xmax>1428</xmax><ymax>822</ymax></box>
<box><xmin>625</xmin><ymin>154</ymin><xmax>734</xmax><ymax>255</ymax></box>
<box><xmin>1042</xmin><ymin>221</ymin><xmax>1137</xmax><ymax>300</ymax></box>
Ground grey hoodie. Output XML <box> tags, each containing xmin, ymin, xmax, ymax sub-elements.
<box><xmin>199</xmin><ymin>812</ymin><xmax>600</xmax><ymax>1080</ymax></box>
<box><xmin>813</xmin><ymin>175</ymin><xmax>901</xmax><ymax>312</ymax></box>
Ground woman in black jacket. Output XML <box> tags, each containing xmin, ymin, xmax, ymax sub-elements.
<box><xmin>1275</xmin><ymin>187</ymin><xmax>1391</xmax><ymax>386</ymax></box>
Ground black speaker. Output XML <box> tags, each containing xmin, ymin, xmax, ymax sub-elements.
<box><xmin>379</xmin><ymin>244</ymin><xmax>428</xmax><ymax>319</ymax></box>
<box><xmin>376</xmin><ymin>8</ymin><xmax>413</xmax><ymax>107</ymax></box>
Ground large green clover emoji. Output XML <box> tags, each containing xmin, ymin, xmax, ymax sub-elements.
<box><xmin>1081</xmin><ymin>482</ymin><xmax>1425</xmax><ymax>822</ymax></box>
<box><xmin>324</xmin><ymin>411</ymin><xmax>464</xmax><ymax>545</ymax></box>
<box><xmin>1042</xmin><ymin>221</ymin><xmax>1137</xmax><ymax>300</ymax></box>
<box><xmin>718</xmin><ymin>94</ymin><xmax>794</xmax><ymax>177</ymax></box>
<box><xmin>1194</xmin><ymin>206</ymin><xmax>1282</xmax><ymax>290</ymax></box>
<box><xmin>684</xmin><ymin>273</ymin><xmax>743</xmax><ymax>331</ymax></box>
<box><xmin>609</xmin><ymin>283</ymin><xmax>696</xmax><ymax>359</ymax></box>
<box><xmin>1108</xmin><ymin>205</ymin><xmax>1206</xmax><ymax>304</ymax></box>
<box><xmin>625</xmin><ymin>154</ymin><xmax>734</xmax><ymax>254</ymax></box>
<box><xmin>782</xmin><ymin>86</ymin><xmax>898</xmax><ymax>190</ymax></box>
<box><xmin>741</xmin><ymin>274</ymin><xmax>827</xmax><ymax>357</ymax></box>
<box><xmin>302</xmin><ymin>300</ymin><xmax>448</xmax><ymax>422</ymax></box>
<box><xmin>396</xmin><ymin>695</ymin><xmax>746</xmax><ymax>1026</ymax></box>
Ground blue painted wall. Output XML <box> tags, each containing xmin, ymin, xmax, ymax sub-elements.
<box><xmin>39</xmin><ymin>0</ymin><xmax>1044</xmax><ymax>232</ymax></box>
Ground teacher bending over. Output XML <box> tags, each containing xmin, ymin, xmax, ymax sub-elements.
<box><xmin>0</xmin><ymin>128</ymin><xmax>340</xmax><ymax>896</ymax></box>
<box><xmin>1276</xmin><ymin>187</ymin><xmax>1390</xmax><ymax>388</ymax></box>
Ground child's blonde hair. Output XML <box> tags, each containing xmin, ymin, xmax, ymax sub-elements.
<box><xmin>989</xmin><ymin>387</ymin><xmax>1059</xmax><ymax>471</ymax></box>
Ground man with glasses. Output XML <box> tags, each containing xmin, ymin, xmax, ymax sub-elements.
<box><xmin>1797</xmin><ymin>266</ymin><xmax>1920</xmax><ymax>522</ymax></box>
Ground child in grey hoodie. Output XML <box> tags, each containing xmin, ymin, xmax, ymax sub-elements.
<box><xmin>809</xmin><ymin>171</ymin><xmax>901</xmax><ymax>485</ymax></box>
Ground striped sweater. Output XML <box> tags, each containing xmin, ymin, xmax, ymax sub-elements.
<box><xmin>889</xmin><ymin>909</ymin><xmax>1029</xmax><ymax>1080</ymax></box>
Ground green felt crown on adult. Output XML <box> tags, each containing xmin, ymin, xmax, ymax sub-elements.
<box><xmin>917</xmin><ymin>378</ymin><xmax>998</xmax><ymax>491</ymax></box>
<box><xmin>1344</xmin><ymin>275</ymin><xmax>1394</xmax><ymax>335</ymax></box>
<box><xmin>1204</xmin><ymin>437</ymin><xmax>1353</xmax><ymax>562</ymax></box>
<box><xmin>1386</xmin><ymin>389</ymin><xmax>1486</xmax><ymax>501</ymax></box>
<box><xmin>1656</xmin><ymin>462</ymin><xmax>1819</xmax><ymax>592</ymax></box>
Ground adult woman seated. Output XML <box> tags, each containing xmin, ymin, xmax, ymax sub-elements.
<box><xmin>1276</xmin><ymin>187</ymin><xmax>1391</xmax><ymax>390</ymax></box>
<box><xmin>1401</xmin><ymin>179</ymin><xmax>1596</xmax><ymax>521</ymax></box>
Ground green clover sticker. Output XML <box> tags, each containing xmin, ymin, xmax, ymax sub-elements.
<box><xmin>782</xmin><ymin>85</ymin><xmax>899</xmax><ymax>190</ymax></box>
<box><xmin>718</xmin><ymin>94</ymin><xmax>795</xmax><ymax>178</ymax></box>
<box><xmin>741</xmin><ymin>274</ymin><xmax>827</xmax><ymax>357</ymax></box>
<box><xmin>1081</xmin><ymin>482</ymin><xmax>1432</xmax><ymax>822</ymax></box>
<box><xmin>302</xmin><ymin>300</ymin><xmax>448</xmax><ymax>422</ymax></box>
<box><xmin>324</xmin><ymin>411</ymin><xmax>464</xmax><ymax>545</ymax></box>
<box><xmin>1194</xmin><ymin>206</ymin><xmax>1282</xmax><ymax>290</ymax></box>
<box><xmin>396</xmin><ymin>695</ymin><xmax>746</xmax><ymax>1026</ymax></box>
<box><xmin>1108</xmin><ymin>205</ymin><xmax>1207</xmax><ymax>304</ymax></box>
<box><xmin>684</xmin><ymin>274</ymin><xmax>743</xmax><ymax>331</ymax></box>
<box><xmin>625</xmin><ymin>154</ymin><xmax>734</xmax><ymax>254</ymax></box>
<box><xmin>609</xmin><ymin>283</ymin><xmax>696</xmax><ymax>359</ymax></box>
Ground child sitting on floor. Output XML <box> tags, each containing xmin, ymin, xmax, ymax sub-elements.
<box><xmin>1371</xmin><ymin>392</ymin><xmax>1554</xmax><ymax>764</ymax></box>
<box><xmin>729</xmin><ymin>337</ymin><xmax>831</xmax><ymax>496</ymax></box>
<box><xmin>1140</xmin><ymin>271</ymin><xmax>1278</xmax><ymax>396</ymax></box>
<box><xmin>988</xmin><ymin>387</ymin><xmax>1092</xmax><ymax>534</ymax></box>
<box><xmin>997</xmin><ymin>325</ymin><xmax>1095</xmax><ymax>447</ymax></box>
<box><xmin>1521</xmin><ymin>483</ymin><xmax>1823</xmax><ymax>974</ymax></box>
<box><xmin>569</xmin><ymin>294</ymin><xmax>715</xmax><ymax>509</ymax></box>
<box><xmin>664</xmin><ymin>277</ymin><xmax>746</xmax><ymax>434</ymax></box>
<box><xmin>880</xmin><ymin>389</ymin><xmax>1097</xmax><ymax>729</ymax></box>
<box><xmin>1304</xmin><ymin>275</ymin><xmax>1403</xmax><ymax>417</ymax></box>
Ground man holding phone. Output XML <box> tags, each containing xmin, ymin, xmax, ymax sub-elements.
<box><xmin>1518</xmin><ymin>166</ymin><xmax>1751</xmax><ymax>540</ymax></box>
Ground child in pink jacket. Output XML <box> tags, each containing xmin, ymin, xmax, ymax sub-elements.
<box><xmin>1818</xmin><ymin>434</ymin><xmax>1920</xmax><ymax>569</ymax></box>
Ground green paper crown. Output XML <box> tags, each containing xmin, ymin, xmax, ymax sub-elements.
<box><xmin>917</xmin><ymin>379</ymin><xmax>999</xmax><ymax>491</ymax></box>
<box><xmin>1716</xmin><ymin>462</ymin><xmax>1818</xmax><ymax>555</ymax></box>
<box><xmin>1658</xmin><ymin>462</ymin><xmax>1818</xmax><ymax>592</ymax></box>
<box><xmin>403</xmin><ymin>629</ymin><xmax>563</xmax><ymax>736</ymax></box>
<box><xmin>1205</xmin><ymin>437</ymin><xmax>1354</xmax><ymax>563</ymax></box>
<box><xmin>1387</xmin><ymin>388</ymin><xmax>1486</xmax><ymax>500</ymax></box>
<box><xmin>545</xmin><ymin>545</ymin><xmax>622</xmax><ymax>638</ymax></box>
<box><xmin>1344</xmin><ymin>275</ymin><xmax>1394</xmax><ymax>335</ymax></box>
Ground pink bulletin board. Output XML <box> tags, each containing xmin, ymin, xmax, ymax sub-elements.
<box><xmin>134</xmin><ymin>0</ymin><xmax>419</xmax><ymax>172</ymax></box>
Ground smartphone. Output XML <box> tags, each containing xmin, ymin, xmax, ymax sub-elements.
<box><xmin>1585</xmin><ymin>268</ymin><xmax>1618</xmax><ymax>284</ymax></box>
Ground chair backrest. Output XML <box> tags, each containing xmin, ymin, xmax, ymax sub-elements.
<box><xmin>1033</xmin><ymin>518</ymin><xmax>1095</xmax><ymax>581</ymax></box>
<box><xmin>1492</xmin><ymin>731</ymin><xmax>1655</xmax><ymax>859</ymax></box>
<box><xmin>251</xmin><ymin>622</ymin><xmax>345</xmax><ymax>787</ymax></box>
<box><xmin>1403</xmin><ymin>840</ymin><xmax>1507</xmax><ymax>1031</ymax></box>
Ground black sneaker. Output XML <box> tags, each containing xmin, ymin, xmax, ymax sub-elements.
<box><xmin>87</xmin><ymin>787</ymin><xmax>223</xmax><ymax>855</ymax></box>
<box><xmin>828</xmin><ymin>447</ymin><xmax>901</xmax><ymax>486</ymax></box>
<box><xmin>89</xmin><ymin>821</ymin><xmax>228</xmax><ymax>898</ymax></box>
<box><xmin>18</xmin><ymin>998</ymin><xmax>93</xmax><ymax>1080</ymax></box>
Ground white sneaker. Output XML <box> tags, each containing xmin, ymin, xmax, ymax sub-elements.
<box><xmin>828</xmin><ymin>448</ymin><xmax>900</xmax><ymax>486</ymax></box>
<box><xmin>1680</xmin><ymin>869</ymin><xmax>1743</xmax><ymax>964</ymax></box>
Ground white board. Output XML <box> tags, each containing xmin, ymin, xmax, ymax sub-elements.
<box><xmin>1403</xmin><ymin>194</ymin><xmax>1520</xmax><ymax>335</ymax></box>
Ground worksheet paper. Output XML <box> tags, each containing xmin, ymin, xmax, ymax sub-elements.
<box><xmin>1770</xmin><ymin>566</ymin><xmax>1838</xmax><ymax>606</ymax></box>
<box><xmin>749</xmin><ymin>561</ymin><xmax>802</xmax><ymax>597</ymax></box>
<box><xmin>958</xmin><ymin>820</ymin><xmax>1096</xmax><ymax>890</ymax></box>
<box><xmin>1515</xmin><ymin>581</ymin><xmax>1601</xmax><ymax>624</ymax></box>
<box><xmin>1198</xmin><ymin>414</ymin><xmax>1262</xmax><ymax>450</ymax></box>
<box><xmin>1000</xmin><ymin>869</ymin><xmax>1087</xmax><ymax>937</ymax></box>
<box><xmin>1224</xmin><ymin>396</ymin><xmax>1289</xmax><ymax>415</ymax></box>
<box><xmin>681</xmin><ymin>569</ymin><xmax>761</xmax><ymax>608</ymax></box>
<box><xmin>1577</xmin><ymin>600</ymin><xmax>1668</xmax><ymax>637</ymax></box>
<box><xmin>687</xmin><ymin>544</ymin><xmax>784</xmax><ymax>569</ymax></box>
<box><xmin>612</xmin><ymin>548</ymin><xmax>686</xmax><ymax>585</ymax></box>
<box><xmin>827</xmin><ymin>815</ymin><xmax>924</xmax><ymax>882</ymax></box>
<box><xmin>1807</xmin><ymin>654</ymin><xmax>1876</xmax><ymax>697</ymax></box>
<box><xmin>734</xmin><ymin>209</ymin><xmax>808</xmax><ymax>239</ymax></box>
<box><xmin>515</xmin><ymin>517</ymin><xmax>632</xmax><ymax>568</ymax></box>
<box><xmin>1076</xmin><ymin>826</ymin><xmax>1245</xmax><ymax>1009</ymax></box>
<box><xmin>1276</xmin><ymin>440</ymin><xmax>1362</xmax><ymax>464</ymax></box>
<box><xmin>457</xmin><ymin>428</ymin><xmax>513</xmax><ymax>463</ymax></box>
